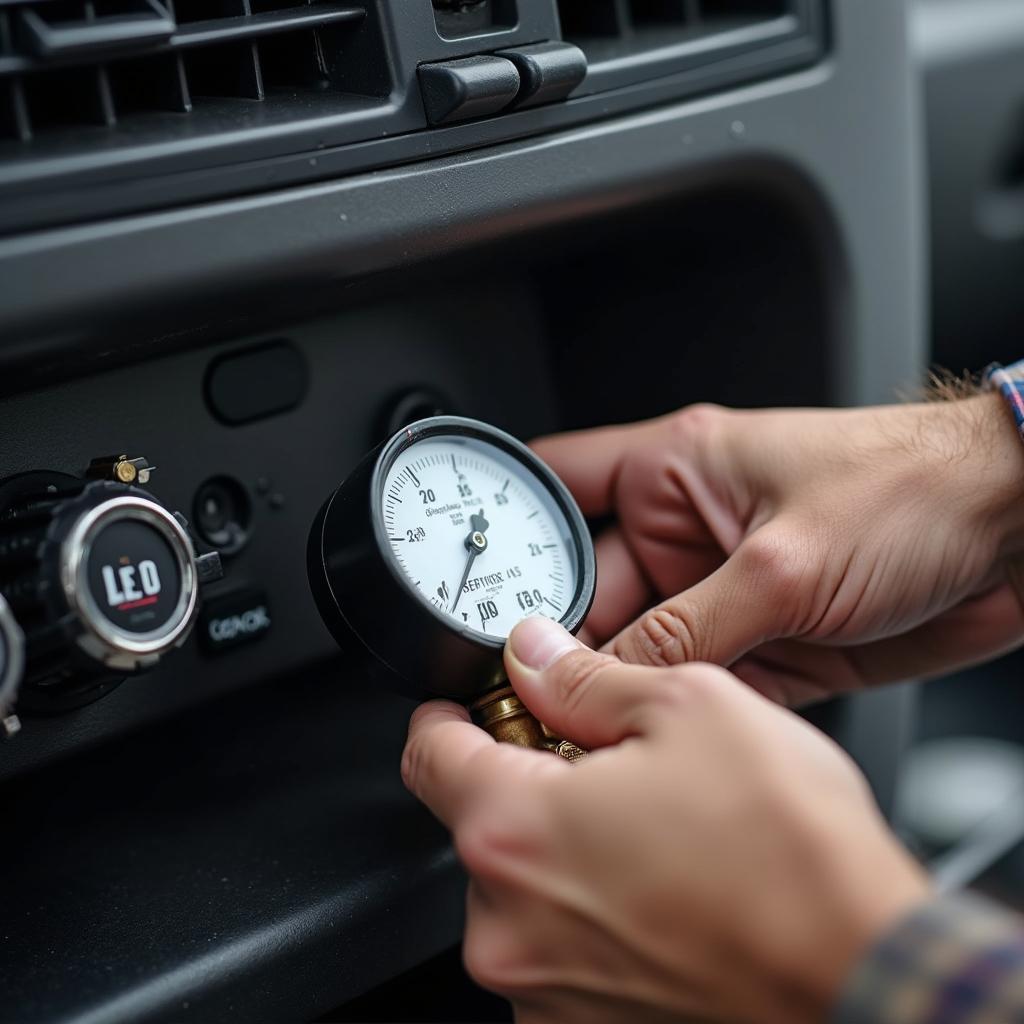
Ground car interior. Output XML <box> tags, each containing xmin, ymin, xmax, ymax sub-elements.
<box><xmin>1</xmin><ymin>0</ymin><xmax>1023</xmax><ymax>1020</ymax></box>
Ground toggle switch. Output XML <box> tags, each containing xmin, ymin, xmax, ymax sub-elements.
<box><xmin>496</xmin><ymin>41</ymin><xmax>587</xmax><ymax>109</ymax></box>
<box><xmin>418</xmin><ymin>55</ymin><xmax>520</xmax><ymax>126</ymax></box>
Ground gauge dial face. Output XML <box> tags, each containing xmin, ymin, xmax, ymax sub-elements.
<box><xmin>380</xmin><ymin>435</ymin><xmax>580</xmax><ymax>640</ymax></box>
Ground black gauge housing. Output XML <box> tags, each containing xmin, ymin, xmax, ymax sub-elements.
<box><xmin>308</xmin><ymin>416</ymin><xmax>596</xmax><ymax>702</ymax></box>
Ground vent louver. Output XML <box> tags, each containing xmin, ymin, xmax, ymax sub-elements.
<box><xmin>0</xmin><ymin>0</ymin><xmax>379</xmax><ymax>144</ymax></box>
<box><xmin>557</xmin><ymin>0</ymin><xmax>809</xmax><ymax>91</ymax></box>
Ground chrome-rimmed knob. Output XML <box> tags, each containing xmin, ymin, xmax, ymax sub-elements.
<box><xmin>58</xmin><ymin>493</ymin><xmax>198</xmax><ymax>672</ymax></box>
<box><xmin>0</xmin><ymin>478</ymin><xmax>217</xmax><ymax>711</ymax></box>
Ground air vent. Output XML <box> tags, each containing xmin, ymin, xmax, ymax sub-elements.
<box><xmin>0</xmin><ymin>0</ymin><xmax>826</xmax><ymax>236</ymax></box>
<box><xmin>0</xmin><ymin>0</ymin><xmax>387</xmax><ymax>147</ymax></box>
<box><xmin>557</xmin><ymin>0</ymin><xmax>817</xmax><ymax>96</ymax></box>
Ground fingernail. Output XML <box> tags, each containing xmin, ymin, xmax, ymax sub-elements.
<box><xmin>508</xmin><ymin>617</ymin><xmax>580</xmax><ymax>671</ymax></box>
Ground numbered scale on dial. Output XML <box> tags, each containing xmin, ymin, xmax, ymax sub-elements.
<box><xmin>308</xmin><ymin>417</ymin><xmax>596</xmax><ymax>703</ymax></box>
<box><xmin>383</xmin><ymin>438</ymin><xmax>574</xmax><ymax>635</ymax></box>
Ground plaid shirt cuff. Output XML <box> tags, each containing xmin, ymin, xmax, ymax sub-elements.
<box><xmin>985</xmin><ymin>361</ymin><xmax>1024</xmax><ymax>442</ymax></box>
<box><xmin>833</xmin><ymin>893</ymin><xmax>1024</xmax><ymax>1024</ymax></box>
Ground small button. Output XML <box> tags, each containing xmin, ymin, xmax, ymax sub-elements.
<box><xmin>418</xmin><ymin>55</ymin><xmax>520</xmax><ymax>126</ymax></box>
<box><xmin>199</xmin><ymin>589</ymin><xmax>272</xmax><ymax>655</ymax></box>
<box><xmin>496</xmin><ymin>42</ymin><xmax>587</xmax><ymax>110</ymax></box>
<box><xmin>205</xmin><ymin>341</ymin><xmax>308</xmax><ymax>426</ymax></box>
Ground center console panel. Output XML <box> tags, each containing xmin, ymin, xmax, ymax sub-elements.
<box><xmin>0</xmin><ymin>2</ymin><xmax>925</xmax><ymax>1019</ymax></box>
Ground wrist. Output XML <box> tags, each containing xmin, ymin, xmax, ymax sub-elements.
<box><xmin>770</xmin><ymin>825</ymin><xmax>931</xmax><ymax>1024</ymax></box>
<box><xmin>967</xmin><ymin>391</ymin><xmax>1024</xmax><ymax>556</ymax></box>
<box><xmin>906</xmin><ymin>392</ymin><xmax>1024</xmax><ymax>559</ymax></box>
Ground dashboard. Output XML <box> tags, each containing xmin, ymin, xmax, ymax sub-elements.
<box><xmin>0</xmin><ymin>1</ymin><xmax>952</xmax><ymax>1021</ymax></box>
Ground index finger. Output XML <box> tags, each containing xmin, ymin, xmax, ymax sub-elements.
<box><xmin>531</xmin><ymin>420</ymin><xmax>653</xmax><ymax>517</ymax></box>
<box><xmin>401</xmin><ymin>701</ymin><xmax>499</xmax><ymax>829</ymax></box>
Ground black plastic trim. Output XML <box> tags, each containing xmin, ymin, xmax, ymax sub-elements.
<box><xmin>0</xmin><ymin>25</ymin><xmax>823</xmax><ymax>236</ymax></box>
<box><xmin>0</xmin><ymin>661</ymin><xmax>466</xmax><ymax>1024</ymax></box>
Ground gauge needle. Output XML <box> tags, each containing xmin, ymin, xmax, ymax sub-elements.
<box><xmin>450</xmin><ymin>510</ymin><xmax>489</xmax><ymax>615</ymax></box>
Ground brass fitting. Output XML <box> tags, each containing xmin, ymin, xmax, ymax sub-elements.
<box><xmin>470</xmin><ymin>685</ymin><xmax>587</xmax><ymax>763</ymax></box>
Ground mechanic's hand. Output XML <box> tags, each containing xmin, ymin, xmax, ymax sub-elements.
<box><xmin>402</xmin><ymin>617</ymin><xmax>929</xmax><ymax>1024</ymax></box>
<box><xmin>533</xmin><ymin>394</ymin><xmax>1024</xmax><ymax>704</ymax></box>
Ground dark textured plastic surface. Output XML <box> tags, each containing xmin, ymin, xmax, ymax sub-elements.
<box><xmin>0</xmin><ymin>662</ymin><xmax>464</xmax><ymax>1024</ymax></box>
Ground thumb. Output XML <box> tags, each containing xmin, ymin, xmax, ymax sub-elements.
<box><xmin>504</xmin><ymin>617</ymin><xmax>675</xmax><ymax>749</ymax></box>
<box><xmin>606</xmin><ymin>530</ymin><xmax>802</xmax><ymax>669</ymax></box>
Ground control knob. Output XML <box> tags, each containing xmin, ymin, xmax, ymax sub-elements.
<box><xmin>0</xmin><ymin>475</ymin><xmax>220</xmax><ymax>711</ymax></box>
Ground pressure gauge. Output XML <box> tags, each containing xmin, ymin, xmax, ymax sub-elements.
<box><xmin>308</xmin><ymin>416</ymin><xmax>596</xmax><ymax>703</ymax></box>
